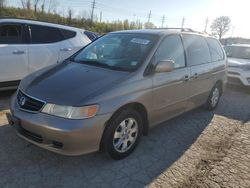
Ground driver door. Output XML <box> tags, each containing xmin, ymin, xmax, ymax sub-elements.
<box><xmin>151</xmin><ymin>35</ymin><xmax>190</xmax><ymax>124</ymax></box>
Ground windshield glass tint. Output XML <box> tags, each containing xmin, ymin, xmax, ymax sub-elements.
<box><xmin>225</xmin><ymin>46</ymin><xmax>250</xmax><ymax>59</ymax></box>
<box><xmin>73</xmin><ymin>33</ymin><xmax>158</xmax><ymax>71</ymax></box>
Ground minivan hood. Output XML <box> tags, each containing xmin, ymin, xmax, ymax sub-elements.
<box><xmin>228</xmin><ymin>58</ymin><xmax>250</xmax><ymax>66</ymax></box>
<box><xmin>21</xmin><ymin>62</ymin><xmax>129</xmax><ymax>106</ymax></box>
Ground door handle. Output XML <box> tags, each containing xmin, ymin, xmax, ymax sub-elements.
<box><xmin>60</xmin><ymin>48</ymin><xmax>72</xmax><ymax>52</ymax></box>
<box><xmin>183</xmin><ymin>75</ymin><xmax>189</xmax><ymax>82</ymax></box>
<box><xmin>12</xmin><ymin>50</ymin><xmax>25</xmax><ymax>55</ymax></box>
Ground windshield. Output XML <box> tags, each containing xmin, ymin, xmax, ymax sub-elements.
<box><xmin>73</xmin><ymin>33</ymin><xmax>158</xmax><ymax>72</ymax></box>
<box><xmin>224</xmin><ymin>46</ymin><xmax>250</xmax><ymax>59</ymax></box>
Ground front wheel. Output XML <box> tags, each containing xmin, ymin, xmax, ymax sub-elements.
<box><xmin>205</xmin><ymin>83</ymin><xmax>221</xmax><ymax>110</ymax></box>
<box><xmin>102</xmin><ymin>109</ymin><xmax>143</xmax><ymax>160</ymax></box>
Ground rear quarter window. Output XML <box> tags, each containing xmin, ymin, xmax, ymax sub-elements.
<box><xmin>206</xmin><ymin>38</ymin><xmax>224</xmax><ymax>62</ymax></box>
<box><xmin>60</xmin><ymin>29</ymin><xmax>76</xmax><ymax>40</ymax></box>
<box><xmin>183</xmin><ymin>34</ymin><xmax>211</xmax><ymax>66</ymax></box>
<box><xmin>30</xmin><ymin>24</ymin><xmax>64</xmax><ymax>44</ymax></box>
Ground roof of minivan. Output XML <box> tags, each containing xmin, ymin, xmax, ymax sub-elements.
<box><xmin>226</xmin><ymin>44</ymin><xmax>250</xmax><ymax>47</ymax></box>
<box><xmin>111</xmin><ymin>29</ymin><xmax>212</xmax><ymax>38</ymax></box>
<box><xmin>0</xmin><ymin>18</ymin><xmax>84</xmax><ymax>31</ymax></box>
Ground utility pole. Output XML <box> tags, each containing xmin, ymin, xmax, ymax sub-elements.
<box><xmin>99</xmin><ymin>11</ymin><xmax>102</xmax><ymax>22</ymax></box>
<box><xmin>204</xmin><ymin>17</ymin><xmax>209</xmax><ymax>32</ymax></box>
<box><xmin>181</xmin><ymin>17</ymin><xmax>185</xmax><ymax>28</ymax></box>
<box><xmin>147</xmin><ymin>10</ymin><xmax>151</xmax><ymax>23</ymax></box>
<box><xmin>90</xmin><ymin>0</ymin><xmax>96</xmax><ymax>25</ymax></box>
<box><xmin>161</xmin><ymin>15</ymin><xmax>165</xmax><ymax>28</ymax></box>
<box><xmin>133</xmin><ymin>14</ymin><xmax>136</xmax><ymax>23</ymax></box>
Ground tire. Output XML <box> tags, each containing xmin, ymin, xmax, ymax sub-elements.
<box><xmin>205</xmin><ymin>83</ymin><xmax>221</xmax><ymax>111</ymax></box>
<box><xmin>103</xmin><ymin>109</ymin><xmax>143</xmax><ymax>160</ymax></box>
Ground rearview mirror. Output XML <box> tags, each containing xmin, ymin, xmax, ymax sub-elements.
<box><xmin>155</xmin><ymin>60</ymin><xmax>174</xmax><ymax>73</ymax></box>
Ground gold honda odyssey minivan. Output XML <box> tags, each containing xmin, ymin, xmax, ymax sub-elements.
<box><xmin>7</xmin><ymin>28</ymin><xmax>227</xmax><ymax>159</ymax></box>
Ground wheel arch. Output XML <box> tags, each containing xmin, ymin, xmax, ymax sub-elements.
<box><xmin>215</xmin><ymin>79</ymin><xmax>223</xmax><ymax>95</ymax></box>
<box><xmin>100</xmin><ymin>102</ymin><xmax>149</xmax><ymax>150</ymax></box>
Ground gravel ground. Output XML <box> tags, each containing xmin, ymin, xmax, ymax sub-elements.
<box><xmin>0</xmin><ymin>87</ymin><xmax>249</xmax><ymax>188</ymax></box>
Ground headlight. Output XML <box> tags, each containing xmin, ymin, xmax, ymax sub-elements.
<box><xmin>42</xmin><ymin>104</ymin><xmax>99</xmax><ymax>119</ymax></box>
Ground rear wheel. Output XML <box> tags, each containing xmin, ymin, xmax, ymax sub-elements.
<box><xmin>205</xmin><ymin>83</ymin><xmax>221</xmax><ymax>110</ymax></box>
<box><xmin>103</xmin><ymin>109</ymin><xmax>143</xmax><ymax>160</ymax></box>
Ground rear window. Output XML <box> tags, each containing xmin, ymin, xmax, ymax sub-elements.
<box><xmin>206</xmin><ymin>38</ymin><xmax>224</xmax><ymax>62</ymax></box>
<box><xmin>0</xmin><ymin>24</ymin><xmax>23</xmax><ymax>44</ymax></box>
<box><xmin>183</xmin><ymin>34</ymin><xmax>211</xmax><ymax>66</ymax></box>
<box><xmin>60</xmin><ymin>29</ymin><xmax>76</xmax><ymax>40</ymax></box>
<box><xmin>30</xmin><ymin>24</ymin><xmax>64</xmax><ymax>44</ymax></box>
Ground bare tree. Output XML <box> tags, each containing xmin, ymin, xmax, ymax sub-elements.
<box><xmin>41</xmin><ymin>0</ymin><xmax>45</xmax><ymax>13</ymax></box>
<box><xmin>67</xmin><ymin>8</ymin><xmax>73</xmax><ymax>24</ymax></box>
<box><xmin>211</xmin><ymin>16</ymin><xmax>231</xmax><ymax>40</ymax></box>
<box><xmin>33</xmin><ymin>0</ymin><xmax>40</xmax><ymax>13</ymax></box>
<box><xmin>144</xmin><ymin>22</ymin><xmax>156</xmax><ymax>29</ymax></box>
<box><xmin>47</xmin><ymin>0</ymin><xmax>58</xmax><ymax>13</ymax></box>
<box><xmin>21</xmin><ymin>0</ymin><xmax>32</xmax><ymax>10</ymax></box>
<box><xmin>40</xmin><ymin>0</ymin><xmax>58</xmax><ymax>13</ymax></box>
<box><xmin>0</xmin><ymin>0</ymin><xmax>6</xmax><ymax>8</ymax></box>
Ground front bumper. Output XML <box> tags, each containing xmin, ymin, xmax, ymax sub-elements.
<box><xmin>8</xmin><ymin>94</ymin><xmax>112</xmax><ymax>156</ymax></box>
<box><xmin>227</xmin><ymin>68</ymin><xmax>250</xmax><ymax>87</ymax></box>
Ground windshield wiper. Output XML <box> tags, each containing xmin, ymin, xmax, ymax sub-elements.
<box><xmin>75</xmin><ymin>60</ymin><xmax>132</xmax><ymax>72</ymax></box>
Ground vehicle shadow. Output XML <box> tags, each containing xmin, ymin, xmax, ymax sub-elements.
<box><xmin>0</xmin><ymin>87</ymin><xmax>249</xmax><ymax>187</ymax></box>
<box><xmin>0</xmin><ymin>107</ymin><xmax>214</xmax><ymax>187</ymax></box>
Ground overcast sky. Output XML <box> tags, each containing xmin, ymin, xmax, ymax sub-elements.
<box><xmin>9</xmin><ymin>0</ymin><xmax>250</xmax><ymax>38</ymax></box>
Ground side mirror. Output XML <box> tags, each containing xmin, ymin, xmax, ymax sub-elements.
<box><xmin>155</xmin><ymin>60</ymin><xmax>174</xmax><ymax>73</ymax></box>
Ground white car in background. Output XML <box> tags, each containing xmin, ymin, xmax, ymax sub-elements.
<box><xmin>224</xmin><ymin>44</ymin><xmax>250</xmax><ymax>87</ymax></box>
<box><xmin>0</xmin><ymin>18</ymin><xmax>91</xmax><ymax>90</ymax></box>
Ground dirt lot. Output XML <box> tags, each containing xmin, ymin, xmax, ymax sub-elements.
<box><xmin>0</xmin><ymin>87</ymin><xmax>249</xmax><ymax>188</ymax></box>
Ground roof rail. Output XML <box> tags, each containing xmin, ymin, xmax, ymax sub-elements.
<box><xmin>155</xmin><ymin>27</ymin><xmax>208</xmax><ymax>35</ymax></box>
<box><xmin>0</xmin><ymin>17</ymin><xmax>74</xmax><ymax>28</ymax></box>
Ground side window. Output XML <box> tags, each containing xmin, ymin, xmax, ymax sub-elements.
<box><xmin>60</xmin><ymin>29</ymin><xmax>76</xmax><ymax>40</ymax></box>
<box><xmin>183</xmin><ymin>35</ymin><xmax>211</xmax><ymax>66</ymax></box>
<box><xmin>0</xmin><ymin>24</ymin><xmax>23</xmax><ymax>44</ymax></box>
<box><xmin>206</xmin><ymin>38</ymin><xmax>224</xmax><ymax>62</ymax></box>
<box><xmin>155</xmin><ymin>35</ymin><xmax>185</xmax><ymax>69</ymax></box>
<box><xmin>30</xmin><ymin>25</ymin><xmax>64</xmax><ymax>44</ymax></box>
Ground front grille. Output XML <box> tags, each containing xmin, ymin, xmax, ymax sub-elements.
<box><xmin>17</xmin><ymin>90</ymin><xmax>45</xmax><ymax>112</ymax></box>
<box><xmin>19</xmin><ymin>126</ymin><xmax>43</xmax><ymax>143</ymax></box>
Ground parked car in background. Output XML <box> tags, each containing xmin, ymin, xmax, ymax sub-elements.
<box><xmin>84</xmin><ymin>30</ymin><xmax>99</xmax><ymax>41</ymax></box>
<box><xmin>0</xmin><ymin>18</ymin><xmax>91</xmax><ymax>90</ymax></box>
<box><xmin>224</xmin><ymin>44</ymin><xmax>250</xmax><ymax>87</ymax></box>
<box><xmin>7</xmin><ymin>29</ymin><xmax>227</xmax><ymax>159</ymax></box>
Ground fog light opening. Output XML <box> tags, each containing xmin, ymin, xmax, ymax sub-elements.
<box><xmin>52</xmin><ymin>141</ymin><xmax>63</xmax><ymax>149</ymax></box>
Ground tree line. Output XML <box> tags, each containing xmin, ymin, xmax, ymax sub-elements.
<box><xmin>0</xmin><ymin>0</ymin><xmax>147</xmax><ymax>33</ymax></box>
<box><xmin>0</xmin><ymin>0</ymin><xmax>231</xmax><ymax>38</ymax></box>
